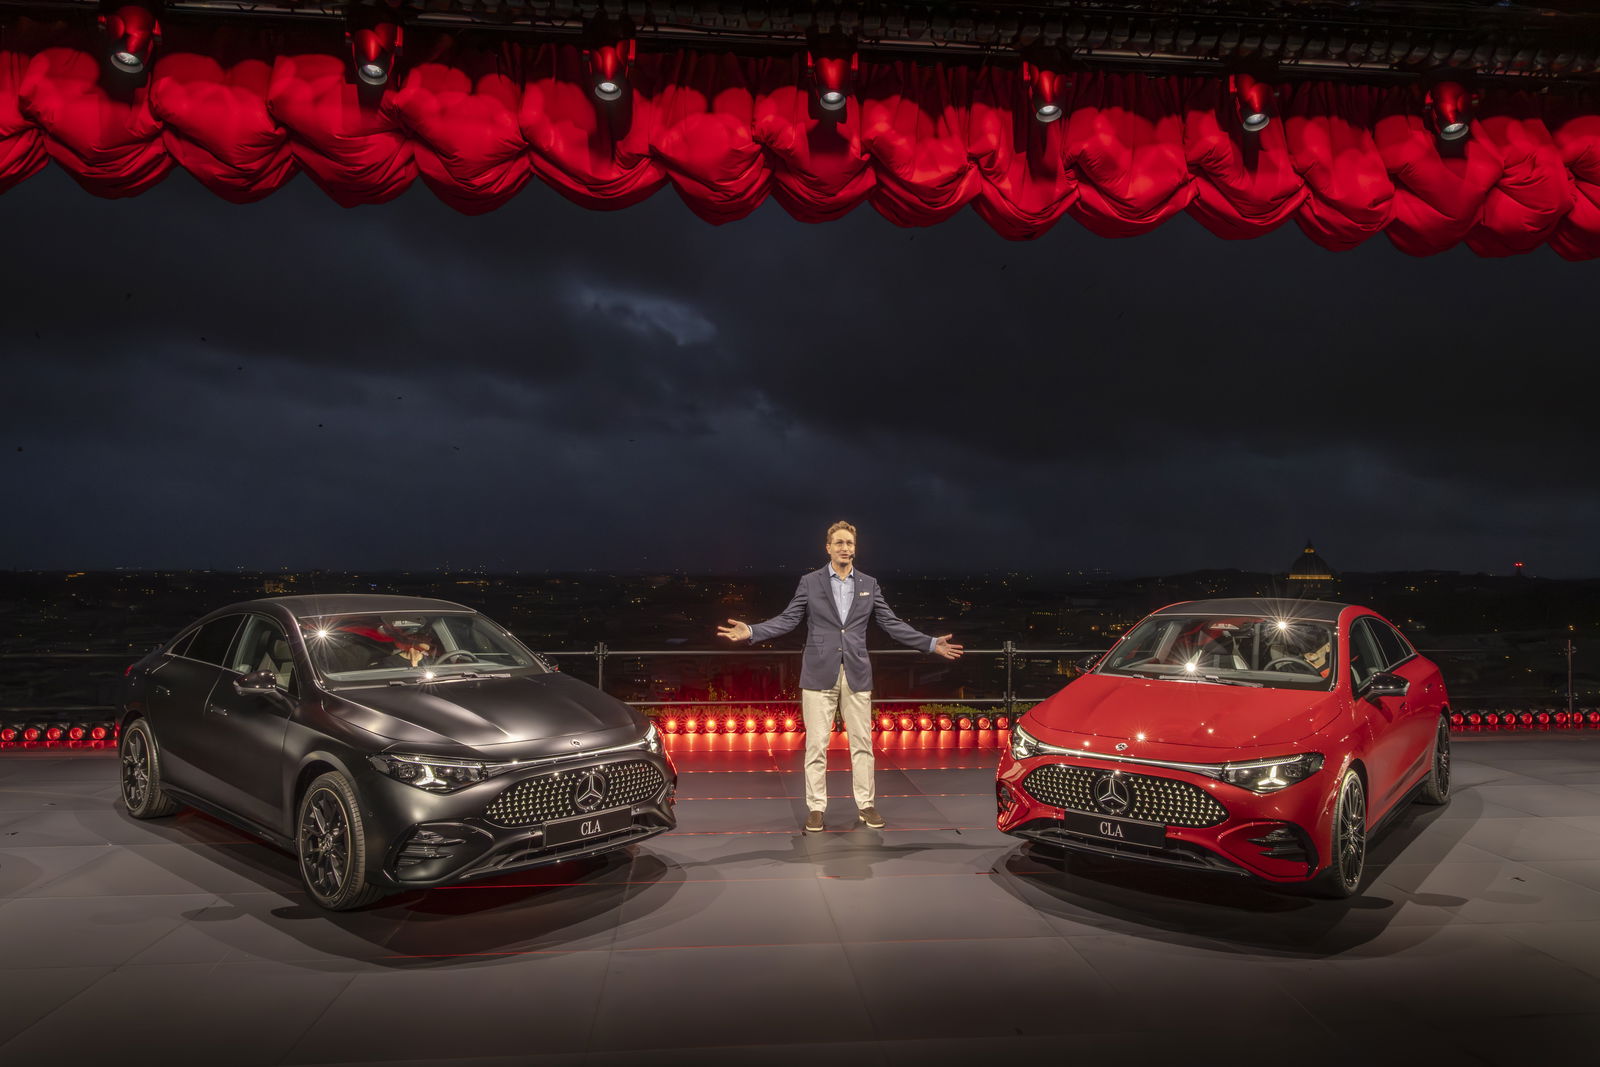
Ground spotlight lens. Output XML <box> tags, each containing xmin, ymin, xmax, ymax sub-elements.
<box><xmin>1242</xmin><ymin>112</ymin><xmax>1270</xmax><ymax>132</ymax></box>
<box><xmin>111</xmin><ymin>51</ymin><xmax>145</xmax><ymax>75</ymax></box>
<box><xmin>358</xmin><ymin>62</ymin><xmax>389</xmax><ymax>87</ymax></box>
<box><xmin>1035</xmin><ymin>103</ymin><xmax>1062</xmax><ymax>123</ymax></box>
<box><xmin>819</xmin><ymin>90</ymin><xmax>846</xmax><ymax>112</ymax></box>
<box><xmin>594</xmin><ymin>79</ymin><xmax>623</xmax><ymax>102</ymax></box>
<box><xmin>1440</xmin><ymin>121</ymin><xmax>1468</xmax><ymax>141</ymax></box>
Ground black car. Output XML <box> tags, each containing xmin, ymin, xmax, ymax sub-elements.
<box><xmin>118</xmin><ymin>595</ymin><xmax>677</xmax><ymax>909</ymax></box>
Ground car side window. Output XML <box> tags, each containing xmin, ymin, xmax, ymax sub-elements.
<box><xmin>1371</xmin><ymin>621</ymin><xmax>1414</xmax><ymax>670</ymax></box>
<box><xmin>185</xmin><ymin>616</ymin><xmax>244</xmax><ymax>667</ymax></box>
<box><xmin>228</xmin><ymin>615</ymin><xmax>297</xmax><ymax>694</ymax></box>
<box><xmin>1348</xmin><ymin>619</ymin><xmax>1384</xmax><ymax>691</ymax></box>
<box><xmin>165</xmin><ymin>630</ymin><xmax>197</xmax><ymax>658</ymax></box>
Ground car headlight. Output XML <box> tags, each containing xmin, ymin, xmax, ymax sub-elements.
<box><xmin>642</xmin><ymin>721</ymin><xmax>663</xmax><ymax>756</ymax></box>
<box><xmin>1218</xmin><ymin>753</ymin><xmax>1325</xmax><ymax>794</ymax></box>
<box><xmin>368</xmin><ymin>754</ymin><xmax>511</xmax><ymax>793</ymax></box>
<box><xmin>1010</xmin><ymin>723</ymin><xmax>1044</xmax><ymax>761</ymax></box>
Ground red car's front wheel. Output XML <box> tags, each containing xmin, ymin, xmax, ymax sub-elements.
<box><xmin>1313</xmin><ymin>769</ymin><xmax>1367</xmax><ymax>898</ymax></box>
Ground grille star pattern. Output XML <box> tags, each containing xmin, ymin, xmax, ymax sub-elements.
<box><xmin>1021</xmin><ymin>763</ymin><xmax>1228</xmax><ymax>827</ymax></box>
<box><xmin>484</xmin><ymin>760</ymin><xmax>665</xmax><ymax>827</ymax></box>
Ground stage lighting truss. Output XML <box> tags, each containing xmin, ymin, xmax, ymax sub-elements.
<box><xmin>98</xmin><ymin>1</ymin><xmax>161</xmax><ymax>76</ymax></box>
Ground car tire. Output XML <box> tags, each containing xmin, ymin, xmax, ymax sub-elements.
<box><xmin>1313</xmin><ymin>769</ymin><xmax>1366</xmax><ymax>899</ymax></box>
<box><xmin>296</xmin><ymin>772</ymin><xmax>385</xmax><ymax>911</ymax></box>
<box><xmin>120</xmin><ymin>719</ymin><xmax>181</xmax><ymax>819</ymax></box>
<box><xmin>1416</xmin><ymin>716</ymin><xmax>1451</xmax><ymax>806</ymax></box>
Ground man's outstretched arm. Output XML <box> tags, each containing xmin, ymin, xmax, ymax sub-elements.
<box><xmin>717</xmin><ymin>579</ymin><xmax>809</xmax><ymax>643</ymax></box>
<box><xmin>872</xmin><ymin>593</ymin><xmax>964</xmax><ymax>661</ymax></box>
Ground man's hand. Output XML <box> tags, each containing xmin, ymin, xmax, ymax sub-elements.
<box><xmin>934</xmin><ymin>635</ymin><xmax>964</xmax><ymax>660</ymax></box>
<box><xmin>717</xmin><ymin>619</ymin><xmax>752</xmax><ymax>642</ymax></box>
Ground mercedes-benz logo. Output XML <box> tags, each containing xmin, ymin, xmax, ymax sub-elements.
<box><xmin>1092</xmin><ymin>771</ymin><xmax>1132</xmax><ymax>815</ymax></box>
<box><xmin>574</xmin><ymin>768</ymin><xmax>608</xmax><ymax>813</ymax></box>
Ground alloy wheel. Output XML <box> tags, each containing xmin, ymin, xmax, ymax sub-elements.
<box><xmin>1335</xmin><ymin>773</ymin><xmax>1366</xmax><ymax>893</ymax></box>
<box><xmin>121</xmin><ymin>728</ymin><xmax>150</xmax><ymax>810</ymax></box>
<box><xmin>300</xmin><ymin>788</ymin><xmax>351</xmax><ymax>901</ymax></box>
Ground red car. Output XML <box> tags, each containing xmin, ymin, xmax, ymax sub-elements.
<box><xmin>996</xmin><ymin>598</ymin><xmax>1451</xmax><ymax>896</ymax></box>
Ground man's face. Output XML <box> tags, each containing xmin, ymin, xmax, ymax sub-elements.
<box><xmin>826</xmin><ymin>530</ymin><xmax>856</xmax><ymax>569</ymax></box>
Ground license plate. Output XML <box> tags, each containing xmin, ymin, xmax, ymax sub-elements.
<box><xmin>1063</xmin><ymin>811</ymin><xmax>1168</xmax><ymax>849</ymax></box>
<box><xmin>544</xmin><ymin>808</ymin><xmax>632</xmax><ymax>847</ymax></box>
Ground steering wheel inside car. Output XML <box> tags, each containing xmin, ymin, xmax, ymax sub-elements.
<box><xmin>434</xmin><ymin>650</ymin><xmax>479</xmax><ymax>665</ymax></box>
<box><xmin>1265</xmin><ymin>656</ymin><xmax>1323</xmax><ymax>676</ymax></box>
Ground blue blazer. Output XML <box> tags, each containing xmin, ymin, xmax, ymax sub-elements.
<box><xmin>747</xmin><ymin>566</ymin><xmax>932</xmax><ymax>692</ymax></box>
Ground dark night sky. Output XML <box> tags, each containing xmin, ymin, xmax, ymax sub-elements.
<box><xmin>1</xmin><ymin>164</ymin><xmax>1595</xmax><ymax>577</ymax></box>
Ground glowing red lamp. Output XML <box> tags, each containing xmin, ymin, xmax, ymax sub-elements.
<box><xmin>0</xmin><ymin>727</ymin><xmax>16</xmax><ymax>742</ymax></box>
<box><xmin>347</xmin><ymin>19</ymin><xmax>403</xmax><ymax>88</ymax></box>
<box><xmin>977</xmin><ymin>716</ymin><xmax>993</xmax><ymax>731</ymax></box>
<box><xmin>1427</xmin><ymin>80</ymin><xmax>1471</xmax><ymax>142</ymax></box>
<box><xmin>917</xmin><ymin>714</ymin><xmax>934</xmax><ymax>731</ymax></box>
<box><xmin>45</xmin><ymin>726</ymin><xmax>63</xmax><ymax>742</ymax></box>
<box><xmin>585</xmin><ymin>38</ymin><xmax>636</xmax><ymax>103</ymax></box>
<box><xmin>807</xmin><ymin>50</ymin><xmax>857</xmax><ymax>115</ymax></box>
<box><xmin>878</xmin><ymin>714</ymin><xmax>896</xmax><ymax>732</ymax></box>
<box><xmin>937</xmin><ymin>714</ymin><xmax>954</xmax><ymax>731</ymax></box>
<box><xmin>1021</xmin><ymin>61</ymin><xmax>1067</xmax><ymax>124</ymax></box>
<box><xmin>90</xmin><ymin>726</ymin><xmax>109</xmax><ymax>740</ymax></box>
<box><xmin>99</xmin><ymin>4</ymin><xmax>161</xmax><ymax>75</ymax></box>
<box><xmin>1230</xmin><ymin>72</ymin><xmax>1276</xmax><ymax>132</ymax></box>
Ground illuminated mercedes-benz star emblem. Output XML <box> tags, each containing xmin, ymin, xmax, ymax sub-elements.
<box><xmin>1092</xmin><ymin>772</ymin><xmax>1132</xmax><ymax>815</ymax></box>
<box><xmin>1115</xmin><ymin>742</ymin><xmax>1129</xmax><ymax>752</ymax></box>
<box><xmin>574</xmin><ymin>768</ymin><xmax>609</xmax><ymax>813</ymax></box>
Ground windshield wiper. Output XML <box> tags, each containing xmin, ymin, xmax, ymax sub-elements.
<box><xmin>1193</xmin><ymin>675</ymin><xmax>1262</xmax><ymax>688</ymax></box>
<box><xmin>388</xmin><ymin>670</ymin><xmax>512</xmax><ymax>686</ymax></box>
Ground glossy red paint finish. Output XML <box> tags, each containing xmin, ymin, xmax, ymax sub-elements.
<box><xmin>997</xmin><ymin>600</ymin><xmax>1450</xmax><ymax>886</ymax></box>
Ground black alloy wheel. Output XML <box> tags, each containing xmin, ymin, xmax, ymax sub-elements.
<box><xmin>1417</xmin><ymin>716</ymin><xmax>1452</xmax><ymax>806</ymax></box>
<box><xmin>296</xmin><ymin>772</ymin><xmax>383</xmax><ymax>911</ymax></box>
<box><xmin>1314</xmin><ymin>769</ymin><xmax>1367</xmax><ymax>899</ymax></box>
<box><xmin>120</xmin><ymin>719</ymin><xmax>179</xmax><ymax>818</ymax></box>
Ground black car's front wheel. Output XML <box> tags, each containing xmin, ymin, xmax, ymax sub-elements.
<box><xmin>297</xmin><ymin>772</ymin><xmax>384</xmax><ymax>911</ymax></box>
<box><xmin>120</xmin><ymin>719</ymin><xmax>180</xmax><ymax>819</ymax></box>
<box><xmin>1313</xmin><ymin>769</ymin><xmax>1367</xmax><ymax>899</ymax></box>
<box><xmin>1416</xmin><ymin>716</ymin><xmax>1452</xmax><ymax>806</ymax></box>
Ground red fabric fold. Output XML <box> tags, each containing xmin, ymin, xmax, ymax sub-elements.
<box><xmin>2</xmin><ymin>18</ymin><xmax>1600</xmax><ymax>256</ymax></box>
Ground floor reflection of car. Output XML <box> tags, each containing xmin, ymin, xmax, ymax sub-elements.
<box><xmin>118</xmin><ymin>595</ymin><xmax>676</xmax><ymax>909</ymax></box>
<box><xmin>997</xmin><ymin>598</ymin><xmax>1450</xmax><ymax>896</ymax></box>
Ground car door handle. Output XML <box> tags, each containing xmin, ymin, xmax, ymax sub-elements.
<box><xmin>206</xmin><ymin>705</ymin><xmax>229</xmax><ymax>717</ymax></box>
<box><xmin>153</xmin><ymin>684</ymin><xmax>170</xmax><ymax>697</ymax></box>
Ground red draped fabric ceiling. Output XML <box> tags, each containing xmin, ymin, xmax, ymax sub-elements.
<box><xmin>3</xmin><ymin>17</ymin><xmax>1599</xmax><ymax>258</ymax></box>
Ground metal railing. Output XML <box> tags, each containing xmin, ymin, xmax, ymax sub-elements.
<box><xmin>2</xmin><ymin>642</ymin><xmax>1594</xmax><ymax>721</ymax></box>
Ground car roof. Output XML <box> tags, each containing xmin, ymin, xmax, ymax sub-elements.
<box><xmin>1151</xmin><ymin>598</ymin><xmax>1349</xmax><ymax>624</ymax></box>
<box><xmin>213</xmin><ymin>594</ymin><xmax>476</xmax><ymax>620</ymax></box>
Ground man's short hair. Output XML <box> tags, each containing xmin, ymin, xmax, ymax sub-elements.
<box><xmin>826</xmin><ymin>520</ymin><xmax>857</xmax><ymax>542</ymax></box>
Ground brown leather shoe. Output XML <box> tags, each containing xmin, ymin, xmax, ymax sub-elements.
<box><xmin>804</xmin><ymin>811</ymin><xmax>825</xmax><ymax>833</ymax></box>
<box><xmin>858</xmin><ymin>806</ymin><xmax>885</xmax><ymax>829</ymax></box>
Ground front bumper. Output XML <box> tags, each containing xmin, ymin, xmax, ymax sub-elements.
<box><xmin>996</xmin><ymin>750</ymin><xmax>1330</xmax><ymax>884</ymax></box>
<box><xmin>358</xmin><ymin>751</ymin><xmax>678</xmax><ymax>888</ymax></box>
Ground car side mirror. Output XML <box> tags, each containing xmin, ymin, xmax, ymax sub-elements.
<box><xmin>1365</xmin><ymin>671</ymin><xmax>1409</xmax><ymax>698</ymax></box>
<box><xmin>234</xmin><ymin>669</ymin><xmax>281</xmax><ymax>695</ymax></box>
<box><xmin>1074</xmin><ymin>654</ymin><xmax>1102</xmax><ymax>676</ymax></box>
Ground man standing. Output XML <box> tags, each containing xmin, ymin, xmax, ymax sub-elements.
<box><xmin>717</xmin><ymin>521</ymin><xmax>963</xmax><ymax>832</ymax></box>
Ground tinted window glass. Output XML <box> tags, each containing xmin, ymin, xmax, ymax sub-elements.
<box><xmin>1371</xmin><ymin>621</ymin><xmax>1413</xmax><ymax>669</ymax></box>
<box><xmin>166</xmin><ymin>630</ymin><xmax>197</xmax><ymax>658</ymax></box>
<box><xmin>229</xmin><ymin>615</ymin><xmax>297</xmax><ymax>694</ymax></box>
<box><xmin>186</xmin><ymin>616</ymin><xmax>243</xmax><ymax>666</ymax></box>
<box><xmin>1348</xmin><ymin>619</ymin><xmax>1384</xmax><ymax>690</ymax></box>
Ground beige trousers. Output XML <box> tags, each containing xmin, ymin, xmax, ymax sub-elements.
<box><xmin>800</xmin><ymin>666</ymin><xmax>874</xmax><ymax>812</ymax></box>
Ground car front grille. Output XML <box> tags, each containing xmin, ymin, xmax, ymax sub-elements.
<box><xmin>1021</xmin><ymin>762</ymin><xmax>1228</xmax><ymax>828</ymax></box>
<box><xmin>483</xmin><ymin>759</ymin><xmax>665</xmax><ymax>827</ymax></box>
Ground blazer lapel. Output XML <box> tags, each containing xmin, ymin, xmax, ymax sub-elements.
<box><xmin>816</xmin><ymin>568</ymin><xmax>845</xmax><ymax>627</ymax></box>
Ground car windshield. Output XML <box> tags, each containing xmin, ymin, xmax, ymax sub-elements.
<box><xmin>301</xmin><ymin>612</ymin><xmax>548</xmax><ymax>685</ymax></box>
<box><xmin>1098</xmin><ymin>613</ymin><xmax>1337</xmax><ymax>691</ymax></box>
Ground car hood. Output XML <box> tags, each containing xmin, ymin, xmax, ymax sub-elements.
<box><xmin>1028</xmin><ymin>673</ymin><xmax>1341</xmax><ymax>753</ymax></box>
<box><xmin>328</xmin><ymin>673</ymin><xmax>643</xmax><ymax>754</ymax></box>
